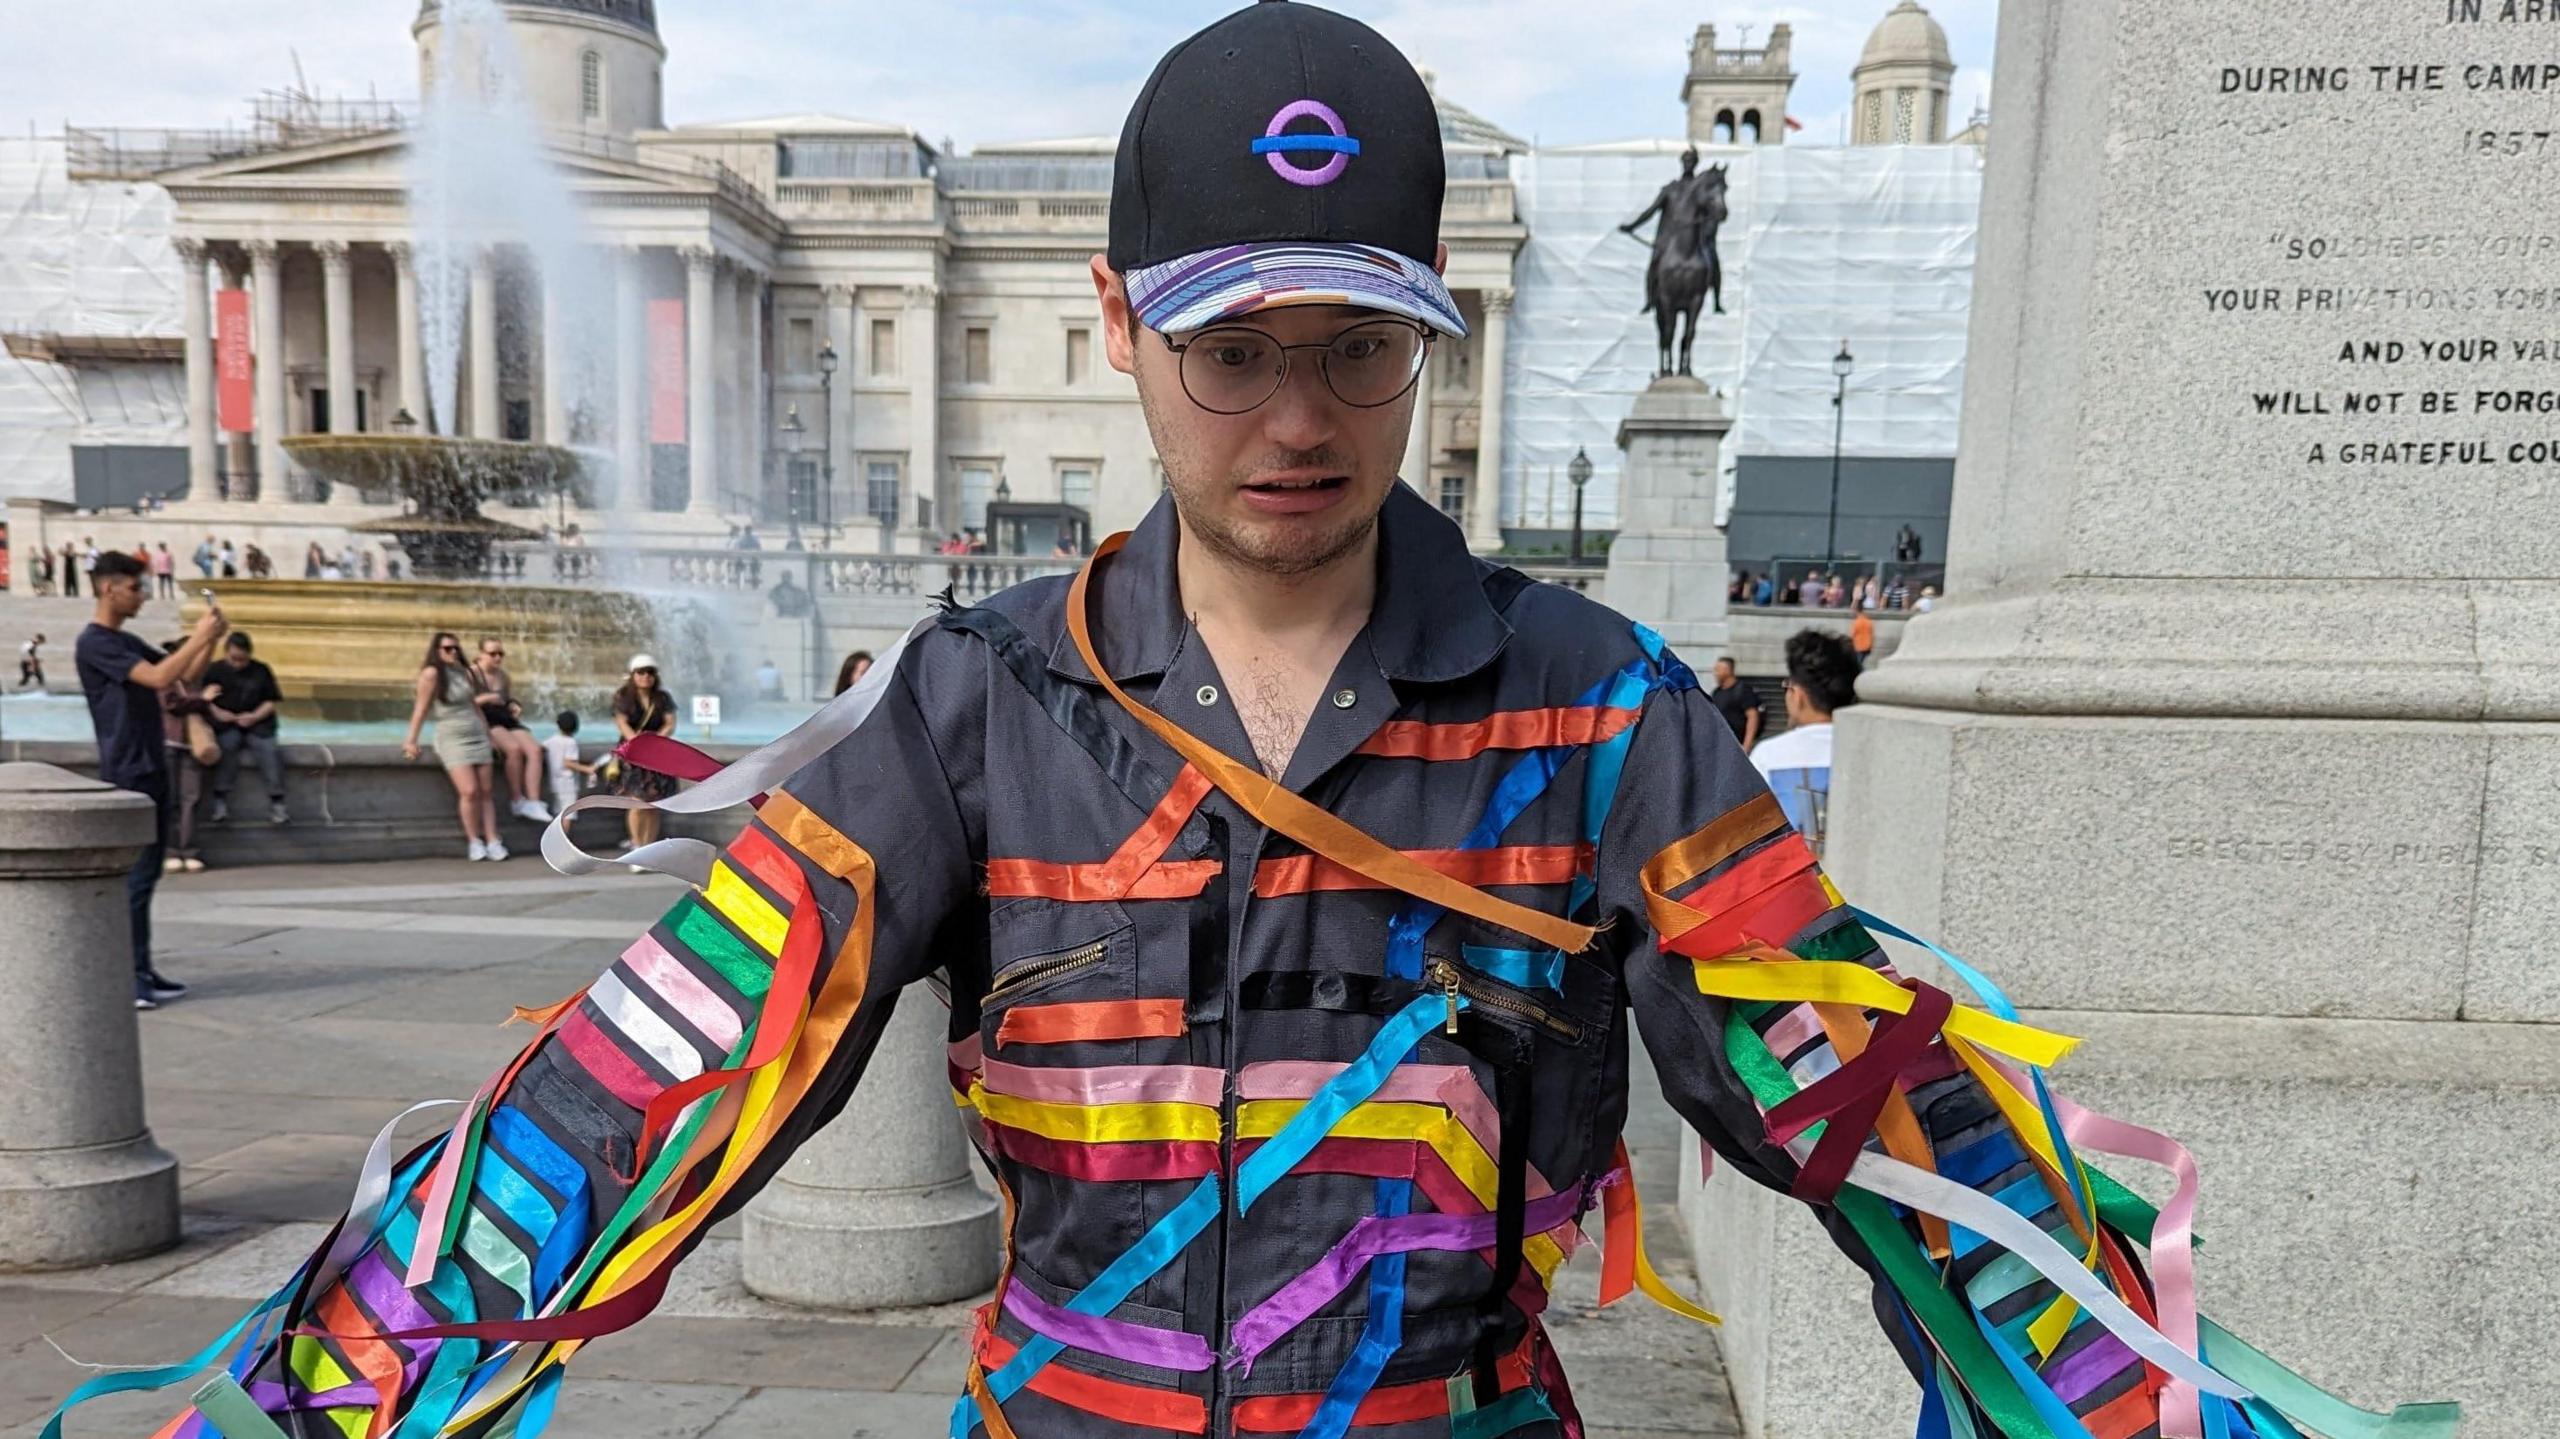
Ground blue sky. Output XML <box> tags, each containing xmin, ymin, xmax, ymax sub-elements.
<box><xmin>1</xmin><ymin>0</ymin><xmax>1996</xmax><ymax>152</ymax></box>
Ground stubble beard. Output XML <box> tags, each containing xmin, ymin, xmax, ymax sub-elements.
<box><xmin>1141</xmin><ymin>383</ymin><xmax>1386</xmax><ymax>581</ymax></box>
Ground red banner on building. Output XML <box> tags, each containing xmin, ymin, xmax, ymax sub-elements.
<box><xmin>648</xmin><ymin>298</ymin><xmax>687</xmax><ymax>444</ymax></box>
<box><xmin>215</xmin><ymin>289</ymin><xmax>253</xmax><ymax>434</ymax></box>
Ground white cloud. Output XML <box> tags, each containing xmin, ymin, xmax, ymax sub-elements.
<box><xmin>0</xmin><ymin>0</ymin><xmax>2000</xmax><ymax>150</ymax></box>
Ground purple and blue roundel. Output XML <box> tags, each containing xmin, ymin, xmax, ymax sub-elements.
<box><xmin>1252</xmin><ymin>99</ymin><xmax>1361</xmax><ymax>187</ymax></box>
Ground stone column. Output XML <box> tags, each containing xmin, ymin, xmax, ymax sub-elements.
<box><xmin>682</xmin><ymin>247</ymin><xmax>719</xmax><ymax>518</ymax></box>
<box><xmin>540</xmin><ymin>262</ymin><xmax>571</xmax><ymax>447</ymax></box>
<box><xmin>246</xmin><ymin>240</ymin><xmax>288</xmax><ymax>503</ymax></box>
<box><xmin>318</xmin><ymin>241</ymin><xmax>365</xmax><ymax>506</ymax></box>
<box><xmin>175</xmin><ymin>238</ymin><xmax>217</xmax><ymax>504</ymax></box>
<box><xmin>1466</xmin><ymin>288</ymin><xmax>1510</xmax><ymax>553</ymax></box>
<box><xmin>737</xmin><ymin>265</ymin><xmax>766</xmax><ymax>519</ymax></box>
<box><xmin>614</xmin><ymin>246</ymin><xmax>647</xmax><ymax>508</ymax></box>
<box><xmin>388</xmin><ymin>242</ymin><xmax>426</xmax><ymax>431</ymax></box>
<box><xmin>1602</xmin><ymin>377</ymin><xmax>1731</xmax><ymax>652</ymax></box>
<box><xmin>904</xmin><ymin>282</ymin><xmax>941</xmax><ymax>535</ymax></box>
<box><xmin>1400</xmin><ymin>347</ymin><xmax>1433</xmax><ymax>496</ymax></box>
<box><xmin>0</xmin><ymin>764</ymin><xmax>181</xmax><ymax>1267</ymax></box>
<box><xmin>468</xmin><ymin>250</ymin><xmax>501</xmax><ymax>441</ymax></box>
<box><xmin>741</xmin><ymin>993</ymin><xmax>999</xmax><ymax>1307</ymax></box>
<box><xmin>825</xmin><ymin>283</ymin><xmax>856</xmax><ymax>533</ymax></box>
<box><xmin>714</xmin><ymin>258</ymin><xmax>740</xmax><ymax>516</ymax></box>
<box><xmin>1697</xmin><ymin>1</ymin><xmax>2560</xmax><ymax>1433</ymax></box>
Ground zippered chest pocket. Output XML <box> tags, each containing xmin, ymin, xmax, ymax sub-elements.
<box><xmin>987</xmin><ymin>897</ymin><xmax>1137</xmax><ymax>1002</ymax></box>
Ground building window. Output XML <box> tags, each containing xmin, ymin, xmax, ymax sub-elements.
<box><xmin>787</xmin><ymin>457</ymin><xmax>819</xmax><ymax>525</ymax></box>
<box><xmin>1058</xmin><ymin>463</ymin><xmax>1096</xmax><ymax>513</ymax></box>
<box><xmin>580</xmin><ymin>50</ymin><xmax>601</xmax><ymax>119</ymax></box>
<box><xmin>1893</xmin><ymin>88</ymin><xmax>1917</xmax><ymax>143</ymax></box>
<box><xmin>1740</xmin><ymin>109</ymin><xmax>1762</xmax><ymax>144</ymax></box>
<box><xmin>868</xmin><ymin>316</ymin><xmax>897</xmax><ymax>378</ymax></box>
<box><xmin>1437</xmin><ymin>475</ymin><xmax>1468</xmax><ymax>524</ymax></box>
<box><xmin>865</xmin><ymin>459</ymin><xmax>901</xmax><ymax>529</ymax></box>
<box><xmin>963</xmin><ymin>325</ymin><xmax>992</xmax><ymax>385</ymax></box>
<box><xmin>1065</xmin><ymin>327</ymin><xmax>1091</xmax><ymax>386</ymax></box>
<box><xmin>1861</xmin><ymin>90</ymin><xmax>1884</xmax><ymax>144</ymax></box>
<box><xmin>960</xmin><ymin>464</ymin><xmax>995</xmax><ymax>531</ymax></box>
<box><xmin>786</xmin><ymin>316</ymin><xmax>816</xmax><ymax>373</ymax></box>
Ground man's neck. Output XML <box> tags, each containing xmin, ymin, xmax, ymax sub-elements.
<box><xmin>92</xmin><ymin>606</ymin><xmax>124</xmax><ymax>631</ymax></box>
<box><xmin>1174</xmin><ymin>520</ymin><xmax>1379</xmax><ymax>646</ymax></box>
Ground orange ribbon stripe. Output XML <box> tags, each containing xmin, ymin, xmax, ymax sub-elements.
<box><xmin>985</xmin><ymin>766</ymin><xmax>1222</xmax><ymax>901</ymax></box>
<box><xmin>1639</xmin><ymin>794</ymin><xmax>1788</xmax><ymax>943</ymax></box>
<box><xmin>1358</xmin><ymin>704</ymin><xmax>1640</xmax><ymax>760</ymax></box>
<box><xmin>996</xmin><ymin>998</ymin><xmax>1188</xmax><ymax>1048</ymax></box>
<box><xmin>974</xmin><ymin>1328</ymin><xmax>1209</xmax><ymax>1433</ymax></box>
<box><xmin>1066</xmin><ymin>534</ymin><xmax>1597</xmax><ymax>956</ymax></box>
<box><xmin>1252</xmin><ymin>843</ymin><xmax>1591</xmax><ymax>898</ymax></box>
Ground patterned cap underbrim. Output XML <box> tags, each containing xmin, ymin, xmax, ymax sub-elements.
<box><xmin>1125</xmin><ymin>242</ymin><xmax>1469</xmax><ymax>339</ymax></box>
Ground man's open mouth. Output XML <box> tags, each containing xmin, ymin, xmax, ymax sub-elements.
<box><xmin>1243</xmin><ymin>475</ymin><xmax>1349</xmax><ymax>493</ymax></box>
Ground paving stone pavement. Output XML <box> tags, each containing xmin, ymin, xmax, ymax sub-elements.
<box><xmin>2</xmin><ymin>859</ymin><xmax>1741</xmax><ymax>1437</ymax></box>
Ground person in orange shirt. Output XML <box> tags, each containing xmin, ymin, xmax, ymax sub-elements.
<box><xmin>1850</xmin><ymin>607</ymin><xmax>1875</xmax><ymax>669</ymax></box>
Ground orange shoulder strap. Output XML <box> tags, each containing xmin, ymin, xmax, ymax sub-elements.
<box><xmin>1065</xmin><ymin>533</ymin><xmax>1597</xmax><ymax>955</ymax></box>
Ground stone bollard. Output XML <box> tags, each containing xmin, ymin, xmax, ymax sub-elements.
<box><xmin>0</xmin><ymin>763</ymin><xmax>181</xmax><ymax>1268</ymax></box>
<box><xmin>742</xmin><ymin>990</ymin><xmax>1000</xmax><ymax>1308</ymax></box>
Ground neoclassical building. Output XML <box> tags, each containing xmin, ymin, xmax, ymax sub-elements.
<box><xmin>121</xmin><ymin>0</ymin><xmax>1525</xmax><ymax>552</ymax></box>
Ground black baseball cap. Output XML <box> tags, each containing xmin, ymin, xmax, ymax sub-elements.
<box><xmin>1109</xmin><ymin>0</ymin><xmax>1467</xmax><ymax>339</ymax></box>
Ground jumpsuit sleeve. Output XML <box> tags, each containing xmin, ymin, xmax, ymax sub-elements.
<box><xmin>1594</xmin><ymin>678</ymin><xmax>2341</xmax><ymax>1439</ymax></box>
<box><xmin>106</xmin><ymin>629</ymin><xmax>986</xmax><ymax>1439</ymax></box>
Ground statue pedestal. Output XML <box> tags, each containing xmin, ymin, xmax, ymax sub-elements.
<box><xmin>1603</xmin><ymin>376</ymin><xmax>1731</xmax><ymax>652</ymax></box>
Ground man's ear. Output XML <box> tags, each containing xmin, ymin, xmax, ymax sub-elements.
<box><xmin>1433</xmin><ymin>241</ymin><xmax>1449</xmax><ymax>278</ymax></box>
<box><xmin>1092</xmin><ymin>254</ymin><xmax>1138</xmax><ymax>375</ymax></box>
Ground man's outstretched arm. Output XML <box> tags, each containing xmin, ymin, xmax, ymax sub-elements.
<box><xmin>83</xmin><ymin>632</ymin><xmax>984</xmax><ymax>1439</ymax></box>
<box><xmin>1594</xmin><ymin>678</ymin><xmax>2455</xmax><ymax>1439</ymax></box>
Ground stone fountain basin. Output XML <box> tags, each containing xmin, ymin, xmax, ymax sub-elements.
<box><xmin>181</xmin><ymin>581</ymin><xmax>655</xmax><ymax>723</ymax></box>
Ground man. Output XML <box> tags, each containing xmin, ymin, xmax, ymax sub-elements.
<box><xmin>91</xmin><ymin>7</ymin><xmax>2385</xmax><ymax>1438</ymax></box>
<box><xmin>202</xmin><ymin>631</ymin><xmax>289</xmax><ymax>825</ymax></box>
<box><xmin>1850</xmin><ymin>606</ymin><xmax>1875</xmax><ymax>669</ymax></box>
<box><xmin>754</xmin><ymin>657</ymin><xmax>784</xmax><ymax>701</ymax></box>
<box><xmin>1749</xmin><ymin>629</ymin><xmax>1859</xmax><ymax>852</ymax></box>
<box><xmin>1705</xmin><ymin>655</ymin><xmax>1761</xmax><ymax>750</ymax></box>
<box><xmin>76</xmin><ymin>551</ymin><xmax>224</xmax><ymax>1010</ymax></box>
<box><xmin>193</xmin><ymin>534</ymin><xmax>217</xmax><ymax>579</ymax></box>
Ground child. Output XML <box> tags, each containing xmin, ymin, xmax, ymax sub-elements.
<box><xmin>542</xmin><ymin>710</ymin><xmax>598</xmax><ymax>817</ymax></box>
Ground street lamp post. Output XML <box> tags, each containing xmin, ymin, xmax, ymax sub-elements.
<box><xmin>781</xmin><ymin>404</ymin><xmax>806</xmax><ymax>544</ymax></box>
<box><xmin>816</xmin><ymin>340</ymin><xmax>839</xmax><ymax>547</ymax></box>
<box><xmin>1566</xmin><ymin>446</ymin><xmax>1593</xmax><ymax>566</ymax></box>
<box><xmin>1826</xmin><ymin>341</ymin><xmax>1853</xmax><ymax>572</ymax></box>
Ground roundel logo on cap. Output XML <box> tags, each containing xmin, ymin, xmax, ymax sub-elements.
<box><xmin>1251</xmin><ymin>99</ymin><xmax>1361</xmax><ymax>187</ymax></box>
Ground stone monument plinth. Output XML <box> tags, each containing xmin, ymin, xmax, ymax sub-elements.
<box><xmin>1604</xmin><ymin>376</ymin><xmax>1732</xmax><ymax>653</ymax></box>
<box><xmin>1684</xmin><ymin>1</ymin><xmax>2559</xmax><ymax>1434</ymax></box>
<box><xmin>0</xmin><ymin>763</ymin><xmax>182</xmax><ymax>1268</ymax></box>
<box><xmin>741</xmin><ymin>992</ymin><xmax>1000</xmax><ymax>1309</ymax></box>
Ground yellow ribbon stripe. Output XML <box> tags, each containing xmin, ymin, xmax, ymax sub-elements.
<box><xmin>285</xmin><ymin>1339</ymin><xmax>366</xmax><ymax>1439</ymax></box>
<box><xmin>703</xmin><ymin>860</ymin><xmax>788</xmax><ymax>958</ymax></box>
<box><xmin>1237</xmin><ymin>1099</ymin><xmax>1570</xmax><ymax>1283</ymax></box>
<box><xmin>965</xmin><ymin>1085</ymin><xmax>1222</xmax><ymax>1146</ymax></box>
<box><xmin>1690</xmin><ymin>961</ymin><xmax>2081</xmax><ymax>1069</ymax></box>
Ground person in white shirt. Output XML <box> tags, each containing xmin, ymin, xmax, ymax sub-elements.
<box><xmin>541</xmin><ymin>710</ymin><xmax>597</xmax><ymax>817</ymax></box>
<box><xmin>1750</xmin><ymin>629</ymin><xmax>1861</xmax><ymax>855</ymax></box>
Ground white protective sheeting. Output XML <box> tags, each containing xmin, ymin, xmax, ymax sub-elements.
<box><xmin>0</xmin><ymin>138</ymin><xmax>184</xmax><ymax>502</ymax></box>
<box><xmin>1504</xmin><ymin>143</ymin><xmax>1982</xmax><ymax>530</ymax></box>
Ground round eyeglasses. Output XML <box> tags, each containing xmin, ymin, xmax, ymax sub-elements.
<box><xmin>1161</xmin><ymin>319</ymin><xmax>1432</xmax><ymax>416</ymax></box>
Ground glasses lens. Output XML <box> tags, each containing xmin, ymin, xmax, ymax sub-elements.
<box><xmin>1321</xmin><ymin>322</ymin><xmax>1426</xmax><ymax>408</ymax></box>
<box><xmin>1178</xmin><ymin>329</ymin><xmax>1284</xmax><ymax>415</ymax></box>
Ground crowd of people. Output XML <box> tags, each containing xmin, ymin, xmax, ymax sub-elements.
<box><xmin>23</xmin><ymin>535</ymin><xmax>408</xmax><ymax>596</ymax></box>
<box><xmin>1729</xmin><ymin>567</ymin><xmax>1939</xmax><ymax>614</ymax></box>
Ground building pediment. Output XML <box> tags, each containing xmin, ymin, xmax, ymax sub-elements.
<box><xmin>158</xmin><ymin>128</ymin><xmax>713</xmax><ymax>196</ymax></box>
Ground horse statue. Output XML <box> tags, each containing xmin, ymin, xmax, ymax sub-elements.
<box><xmin>1618</xmin><ymin>148</ymin><xmax>1729</xmax><ymax>378</ymax></box>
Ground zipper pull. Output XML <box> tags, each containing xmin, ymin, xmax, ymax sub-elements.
<box><xmin>1427</xmin><ymin>957</ymin><xmax>1462</xmax><ymax>1036</ymax></box>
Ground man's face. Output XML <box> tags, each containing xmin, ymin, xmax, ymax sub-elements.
<box><xmin>1093</xmin><ymin>250</ymin><xmax>1443</xmax><ymax>578</ymax></box>
<box><xmin>100</xmin><ymin>573</ymin><xmax>145</xmax><ymax>621</ymax></box>
<box><xmin>1712</xmin><ymin>660</ymin><xmax>1737</xmax><ymax>688</ymax></box>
